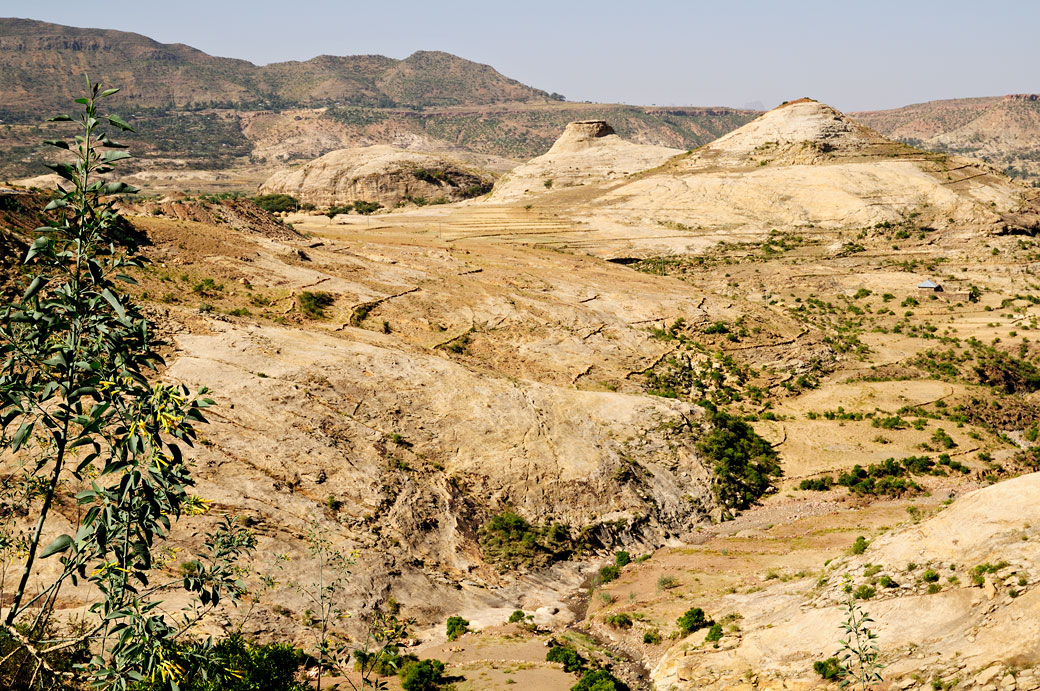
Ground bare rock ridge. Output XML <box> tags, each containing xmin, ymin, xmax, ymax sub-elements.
<box><xmin>694</xmin><ymin>98</ymin><xmax>898</xmax><ymax>165</ymax></box>
<box><xmin>547</xmin><ymin>120</ymin><xmax>618</xmax><ymax>153</ymax></box>
<box><xmin>583</xmin><ymin>98</ymin><xmax>1040</xmax><ymax>243</ymax></box>
<box><xmin>259</xmin><ymin>145</ymin><xmax>494</xmax><ymax>208</ymax></box>
<box><xmin>491</xmin><ymin>119</ymin><xmax>684</xmax><ymax>201</ymax></box>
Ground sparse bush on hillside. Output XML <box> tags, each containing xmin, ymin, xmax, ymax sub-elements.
<box><xmin>814</xmin><ymin>657</ymin><xmax>844</xmax><ymax>681</ymax></box>
<box><xmin>604</xmin><ymin>612</ymin><xmax>633</xmax><ymax>629</ymax></box>
<box><xmin>445</xmin><ymin>616</ymin><xmax>470</xmax><ymax>641</ymax></box>
<box><xmin>676</xmin><ymin>607</ymin><xmax>713</xmax><ymax>635</ymax></box>
<box><xmin>353</xmin><ymin>200</ymin><xmax>382</xmax><ymax>215</ymax></box>
<box><xmin>325</xmin><ymin>203</ymin><xmax>354</xmax><ymax>217</ymax></box>
<box><xmin>546</xmin><ymin>643</ymin><xmax>586</xmax><ymax>673</ymax></box>
<box><xmin>252</xmin><ymin>193</ymin><xmax>299</xmax><ymax>212</ymax></box>
<box><xmin>400</xmin><ymin>658</ymin><xmax>446</xmax><ymax>691</ymax></box>
<box><xmin>298</xmin><ymin>290</ymin><xmax>335</xmax><ymax>318</ymax></box>
<box><xmin>572</xmin><ymin>669</ymin><xmax>630</xmax><ymax>691</ymax></box>
<box><xmin>696</xmin><ymin>405</ymin><xmax>782</xmax><ymax>511</ymax></box>
<box><xmin>478</xmin><ymin>512</ymin><xmax>584</xmax><ymax>570</ymax></box>
<box><xmin>643</xmin><ymin>629</ymin><xmax>662</xmax><ymax>644</ymax></box>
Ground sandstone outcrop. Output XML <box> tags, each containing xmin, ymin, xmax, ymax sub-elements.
<box><xmin>652</xmin><ymin>472</ymin><xmax>1040</xmax><ymax>690</ymax></box>
<box><xmin>490</xmin><ymin>120</ymin><xmax>683</xmax><ymax>201</ymax></box>
<box><xmin>588</xmin><ymin>99</ymin><xmax>1040</xmax><ymax>241</ymax></box>
<box><xmin>259</xmin><ymin>145</ymin><xmax>494</xmax><ymax>208</ymax></box>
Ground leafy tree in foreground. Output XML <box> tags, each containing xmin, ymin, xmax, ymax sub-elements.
<box><xmin>0</xmin><ymin>80</ymin><xmax>254</xmax><ymax>689</ymax></box>
<box><xmin>835</xmin><ymin>576</ymin><xmax>884</xmax><ymax>690</ymax></box>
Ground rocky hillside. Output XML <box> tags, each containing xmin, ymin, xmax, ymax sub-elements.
<box><xmin>552</xmin><ymin>99</ymin><xmax>1040</xmax><ymax>256</ymax></box>
<box><xmin>856</xmin><ymin>94</ymin><xmax>1040</xmax><ymax>185</ymax></box>
<box><xmin>259</xmin><ymin>145</ymin><xmax>494</xmax><ymax>208</ymax></box>
<box><xmin>491</xmin><ymin>120</ymin><xmax>683</xmax><ymax>201</ymax></box>
<box><xmin>0</xmin><ymin>18</ymin><xmax>552</xmax><ymax>115</ymax></box>
<box><xmin>652</xmin><ymin>473</ymin><xmax>1040</xmax><ymax>689</ymax></box>
<box><xmin>0</xmin><ymin>19</ymin><xmax>757</xmax><ymax>179</ymax></box>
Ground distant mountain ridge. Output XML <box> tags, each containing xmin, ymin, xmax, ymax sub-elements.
<box><xmin>2</xmin><ymin>18</ymin><xmax>1035</xmax><ymax>187</ymax></box>
<box><xmin>855</xmin><ymin>93</ymin><xmax>1040</xmax><ymax>184</ymax></box>
<box><xmin>0</xmin><ymin>17</ymin><xmax>554</xmax><ymax>115</ymax></box>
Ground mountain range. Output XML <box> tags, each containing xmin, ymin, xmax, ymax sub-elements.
<box><xmin>1</xmin><ymin>18</ymin><xmax>1037</xmax><ymax>185</ymax></box>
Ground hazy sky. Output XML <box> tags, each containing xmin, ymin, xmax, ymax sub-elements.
<box><xmin>10</xmin><ymin>0</ymin><xmax>1039</xmax><ymax>111</ymax></box>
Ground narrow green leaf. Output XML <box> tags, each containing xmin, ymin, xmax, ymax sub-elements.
<box><xmin>101</xmin><ymin>150</ymin><xmax>131</xmax><ymax>163</ymax></box>
<box><xmin>48</xmin><ymin>115</ymin><xmax>72</xmax><ymax>122</ymax></box>
<box><xmin>11</xmin><ymin>420</ymin><xmax>33</xmax><ymax>451</ymax></box>
<box><xmin>106</xmin><ymin>114</ymin><xmax>135</xmax><ymax>132</ymax></box>
<box><xmin>22</xmin><ymin>276</ymin><xmax>47</xmax><ymax>302</ymax></box>
<box><xmin>100</xmin><ymin>88</ymin><xmax>120</xmax><ymax>97</ymax></box>
<box><xmin>100</xmin><ymin>288</ymin><xmax>127</xmax><ymax>320</ymax></box>
<box><xmin>42</xmin><ymin>139</ymin><xmax>70</xmax><ymax>150</ymax></box>
<box><xmin>41</xmin><ymin>534</ymin><xmax>73</xmax><ymax>558</ymax></box>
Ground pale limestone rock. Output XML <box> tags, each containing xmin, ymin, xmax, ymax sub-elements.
<box><xmin>491</xmin><ymin>120</ymin><xmax>682</xmax><ymax>202</ymax></box>
<box><xmin>260</xmin><ymin>145</ymin><xmax>492</xmax><ymax>208</ymax></box>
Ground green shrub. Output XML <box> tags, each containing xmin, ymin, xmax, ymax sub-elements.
<box><xmin>615</xmin><ymin>551</ymin><xmax>631</xmax><ymax>567</ymax></box>
<box><xmin>132</xmin><ymin>634</ymin><xmax>308</xmax><ymax>690</ymax></box>
<box><xmin>400</xmin><ymin>658</ymin><xmax>446</xmax><ymax>691</ymax></box>
<box><xmin>657</xmin><ymin>575</ymin><xmax>678</xmax><ymax>591</ymax></box>
<box><xmin>799</xmin><ymin>477</ymin><xmax>834</xmax><ymax>491</ymax></box>
<box><xmin>445</xmin><ymin>616</ymin><xmax>470</xmax><ymax>641</ymax></box>
<box><xmin>252</xmin><ymin>194</ymin><xmax>299</xmax><ymax>213</ymax></box>
<box><xmin>854</xmin><ymin>585</ymin><xmax>876</xmax><ymax>600</ymax></box>
<box><xmin>813</xmin><ymin>657</ymin><xmax>844</xmax><ymax>680</ymax></box>
<box><xmin>604</xmin><ymin>613</ymin><xmax>633</xmax><ymax>629</ymax></box>
<box><xmin>696</xmin><ymin>405</ymin><xmax>782</xmax><ymax>511</ymax></box>
<box><xmin>922</xmin><ymin>569</ymin><xmax>939</xmax><ymax>583</ymax></box>
<box><xmin>677</xmin><ymin>607</ymin><xmax>713</xmax><ymax>635</ymax></box>
<box><xmin>571</xmin><ymin>669</ymin><xmax>630</xmax><ymax>691</ymax></box>
<box><xmin>642</xmin><ymin>629</ymin><xmax>662</xmax><ymax>644</ymax></box>
<box><xmin>353</xmin><ymin>200</ymin><xmax>382</xmax><ymax>215</ymax></box>
<box><xmin>298</xmin><ymin>290</ymin><xmax>335</xmax><ymax>319</ymax></box>
<box><xmin>546</xmin><ymin>644</ymin><xmax>586</xmax><ymax>673</ymax></box>
<box><xmin>508</xmin><ymin>610</ymin><xmax>526</xmax><ymax>624</ymax></box>
<box><xmin>325</xmin><ymin>204</ymin><xmax>353</xmax><ymax>217</ymax></box>
<box><xmin>598</xmin><ymin>564</ymin><xmax>620</xmax><ymax>584</ymax></box>
<box><xmin>851</xmin><ymin>536</ymin><xmax>869</xmax><ymax>555</ymax></box>
<box><xmin>478</xmin><ymin>512</ymin><xmax>580</xmax><ymax>570</ymax></box>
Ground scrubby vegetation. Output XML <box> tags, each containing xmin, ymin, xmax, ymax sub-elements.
<box><xmin>677</xmin><ymin>607</ymin><xmax>713</xmax><ymax>635</ymax></box>
<box><xmin>545</xmin><ymin>641</ymin><xmax>629</xmax><ymax>690</ymax></box>
<box><xmin>298</xmin><ymin>290</ymin><xmax>336</xmax><ymax>318</ymax></box>
<box><xmin>445</xmin><ymin>616</ymin><xmax>470</xmax><ymax>641</ymax></box>
<box><xmin>696</xmin><ymin>405</ymin><xmax>782</xmax><ymax>511</ymax></box>
<box><xmin>478</xmin><ymin>512</ymin><xmax>586</xmax><ymax>569</ymax></box>
<box><xmin>252</xmin><ymin>193</ymin><xmax>299</xmax><ymax>213</ymax></box>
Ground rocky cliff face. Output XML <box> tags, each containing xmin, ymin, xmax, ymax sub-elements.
<box><xmin>259</xmin><ymin>145</ymin><xmax>494</xmax><ymax>208</ymax></box>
